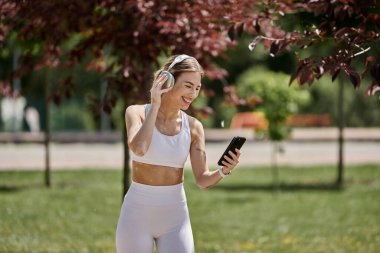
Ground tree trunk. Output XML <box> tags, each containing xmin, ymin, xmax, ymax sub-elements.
<box><xmin>100</xmin><ymin>77</ymin><xmax>110</xmax><ymax>131</ymax></box>
<box><xmin>121</xmin><ymin>62</ymin><xmax>151</xmax><ymax>199</ymax></box>
<box><xmin>122</xmin><ymin>99</ymin><xmax>130</xmax><ymax>199</ymax></box>
<box><xmin>336</xmin><ymin>77</ymin><xmax>345</xmax><ymax>186</ymax></box>
<box><xmin>44</xmin><ymin>72</ymin><xmax>51</xmax><ymax>187</ymax></box>
<box><xmin>271</xmin><ymin>141</ymin><xmax>280</xmax><ymax>191</ymax></box>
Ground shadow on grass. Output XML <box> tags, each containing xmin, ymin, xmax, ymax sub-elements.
<box><xmin>0</xmin><ymin>183</ymin><xmax>47</xmax><ymax>193</ymax></box>
<box><xmin>215</xmin><ymin>182</ymin><xmax>343</xmax><ymax>192</ymax></box>
<box><xmin>0</xmin><ymin>181</ymin><xmax>91</xmax><ymax>193</ymax></box>
<box><xmin>0</xmin><ymin>185</ymin><xmax>26</xmax><ymax>193</ymax></box>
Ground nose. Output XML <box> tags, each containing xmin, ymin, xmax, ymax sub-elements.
<box><xmin>191</xmin><ymin>88</ymin><xmax>198</xmax><ymax>98</ymax></box>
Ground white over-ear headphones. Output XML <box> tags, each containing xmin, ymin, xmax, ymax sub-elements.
<box><xmin>160</xmin><ymin>54</ymin><xmax>192</xmax><ymax>88</ymax></box>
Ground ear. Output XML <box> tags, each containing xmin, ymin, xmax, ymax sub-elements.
<box><xmin>160</xmin><ymin>71</ymin><xmax>175</xmax><ymax>88</ymax></box>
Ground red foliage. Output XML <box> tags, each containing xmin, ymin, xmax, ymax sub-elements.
<box><xmin>0</xmin><ymin>0</ymin><xmax>261</xmax><ymax>110</ymax></box>
<box><xmin>1</xmin><ymin>0</ymin><xmax>379</xmax><ymax>106</ymax></box>
<box><xmin>238</xmin><ymin>0</ymin><xmax>380</xmax><ymax>96</ymax></box>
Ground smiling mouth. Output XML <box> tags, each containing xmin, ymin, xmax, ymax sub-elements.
<box><xmin>182</xmin><ymin>97</ymin><xmax>192</xmax><ymax>104</ymax></box>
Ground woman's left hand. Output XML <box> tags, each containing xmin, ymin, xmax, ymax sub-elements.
<box><xmin>221</xmin><ymin>148</ymin><xmax>241</xmax><ymax>174</ymax></box>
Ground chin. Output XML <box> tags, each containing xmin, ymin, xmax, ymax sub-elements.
<box><xmin>180</xmin><ymin>102</ymin><xmax>191</xmax><ymax>110</ymax></box>
<box><xmin>181</xmin><ymin>105</ymin><xmax>190</xmax><ymax>111</ymax></box>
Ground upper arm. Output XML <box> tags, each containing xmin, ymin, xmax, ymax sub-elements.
<box><xmin>125</xmin><ymin>105</ymin><xmax>144</xmax><ymax>145</ymax></box>
<box><xmin>189</xmin><ymin>117</ymin><xmax>209</xmax><ymax>179</ymax></box>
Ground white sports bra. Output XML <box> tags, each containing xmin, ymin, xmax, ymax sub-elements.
<box><xmin>130</xmin><ymin>104</ymin><xmax>191</xmax><ymax>168</ymax></box>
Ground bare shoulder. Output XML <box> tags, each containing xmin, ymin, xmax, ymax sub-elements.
<box><xmin>125</xmin><ymin>104</ymin><xmax>145</xmax><ymax>117</ymax></box>
<box><xmin>187</xmin><ymin>114</ymin><xmax>204</xmax><ymax>139</ymax></box>
<box><xmin>125</xmin><ymin>104</ymin><xmax>146</xmax><ymax>125</ymax></box>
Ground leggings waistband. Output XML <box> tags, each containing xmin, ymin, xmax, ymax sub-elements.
<box><xmin>125</xmin><ymin>181</ymin><xmax>187</xmax><ymax>206</ymax></box>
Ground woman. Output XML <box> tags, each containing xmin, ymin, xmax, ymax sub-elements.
<box><xmin>116</xmin><ymin>54</ymin><xmax>241</xmax><ymax>253</ymax></box>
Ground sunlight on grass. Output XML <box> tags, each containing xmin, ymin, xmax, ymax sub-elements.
<box><xmin>0</xmin><ymin>165</ymin><xmax>379</xmax><ymax>253</ymax></box>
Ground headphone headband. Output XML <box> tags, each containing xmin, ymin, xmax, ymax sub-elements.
<box><xmin>167</xmin><ymin>54</ymin><xmax>192</xmax><ymax>71</ymax></box>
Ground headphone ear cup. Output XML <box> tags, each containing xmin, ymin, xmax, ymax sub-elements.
<box><xmin>160</xmin><ymin>71</ymin><xmax>175</xmax><ymax>88</ymax></box>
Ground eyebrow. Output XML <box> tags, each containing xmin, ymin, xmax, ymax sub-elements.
<box><xmin>185</xmin><ymin>80</ymin><xmax>202</xmax><ymax>88</ymax></box>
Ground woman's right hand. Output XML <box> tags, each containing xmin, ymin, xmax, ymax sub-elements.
<box><xmin>150</xmin><ymin>74</ymin><xmax>173</xmax><ymax>107</ymax></box>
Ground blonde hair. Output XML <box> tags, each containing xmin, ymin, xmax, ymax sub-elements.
<box><xmin>153</xmin><ymin>55</ymin><xmax>204</xmax><ymax>83</ymax></box>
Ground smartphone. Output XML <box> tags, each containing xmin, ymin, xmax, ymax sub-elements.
<box><xmin>217</xmin><ymin>136</ymin><xmax>246</xmax><ymax>166</ymax></box>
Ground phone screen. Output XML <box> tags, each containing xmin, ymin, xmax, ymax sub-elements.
<box><xmin>217</xmin><ymin>136</ymin><xmax>246</xmax><ymax>166</ymax></box>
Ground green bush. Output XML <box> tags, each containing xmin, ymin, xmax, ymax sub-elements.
<box><xmin>236</xmin><ymin>67</ymin><xmax>310</xmax><ymax>141</ymax></box>
<box><xmin>50</xmin><ymin>101</ymin><xmax>96</xmax><ymax>131</ymax></box>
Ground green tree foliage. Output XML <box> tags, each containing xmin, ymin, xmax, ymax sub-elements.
<box><xmin>237</xmin><ymin>67</ymin><xmax>310</xmax><ymax>141</ymax></box>
<box><xmin>236</xmin><ymin>66</ymin><xmax>311</xmax><ymax>188</ymax></box>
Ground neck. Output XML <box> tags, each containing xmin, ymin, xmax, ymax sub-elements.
<box><xmin>157</xmin><ymin>99</ymin><xmax>180</xmax><ymax>121</ymax></box>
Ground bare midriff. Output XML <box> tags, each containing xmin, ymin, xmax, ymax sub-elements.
<box><xmin>132</xmin><ymin>160</ymin><xmax>184</xmax><ymax>186</ymax></box>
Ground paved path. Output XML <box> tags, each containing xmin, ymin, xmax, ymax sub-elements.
<box><xmin>1</xmin><ymin>140</ymin><xmax>379</xmax><ymax>170</ymax></box>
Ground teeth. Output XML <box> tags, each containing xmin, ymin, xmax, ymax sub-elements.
<box><xmin>183</xmin><ymin>97</ymin><xmax>191</xmax><ymax>103</ymax></box>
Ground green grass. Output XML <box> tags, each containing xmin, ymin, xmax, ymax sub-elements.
<box><xmin>1</xmin><ymin>165</ymin><xmax>380</xmax><ymax>253</ymax></box>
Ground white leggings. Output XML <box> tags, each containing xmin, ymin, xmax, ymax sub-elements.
<box><xmin>116</xmin><ymin>181</ymin><xmax>194</xmax><ymax>253</ymax></box>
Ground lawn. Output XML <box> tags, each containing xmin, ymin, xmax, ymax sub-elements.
<box><xmin>1</xmin><ymin>165</ymin><xmax>379</xmax><ymax>253</ymax></box>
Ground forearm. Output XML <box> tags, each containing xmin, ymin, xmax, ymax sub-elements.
<box><xmin>189</xmin><ymin>118</ymin><xmax>234</xmax><ymax>189</ymax></box>
<box><xmin>196</xmin><ymin>168</ymin><xmax>227</xmax><ymax>189</ymax></box>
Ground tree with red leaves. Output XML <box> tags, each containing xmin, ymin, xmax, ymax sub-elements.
<box><xmin>227</xmin><ymin>0</ymin><xmax>380</xmax><ymax>186</ymax></box>
<box><xmin>1</xmin><ymin>0</ymin><xmax>379</xmax><ymax>189</ymax></box>
<box><xmin>228</xmin><ymin>0</ymin><xmax>380</xmax><ymax>97</ymax></box>
<box><xmin>0</xmin><ymin>0</ymin><xmax>258</xmax><ymax>193</ymax></box>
